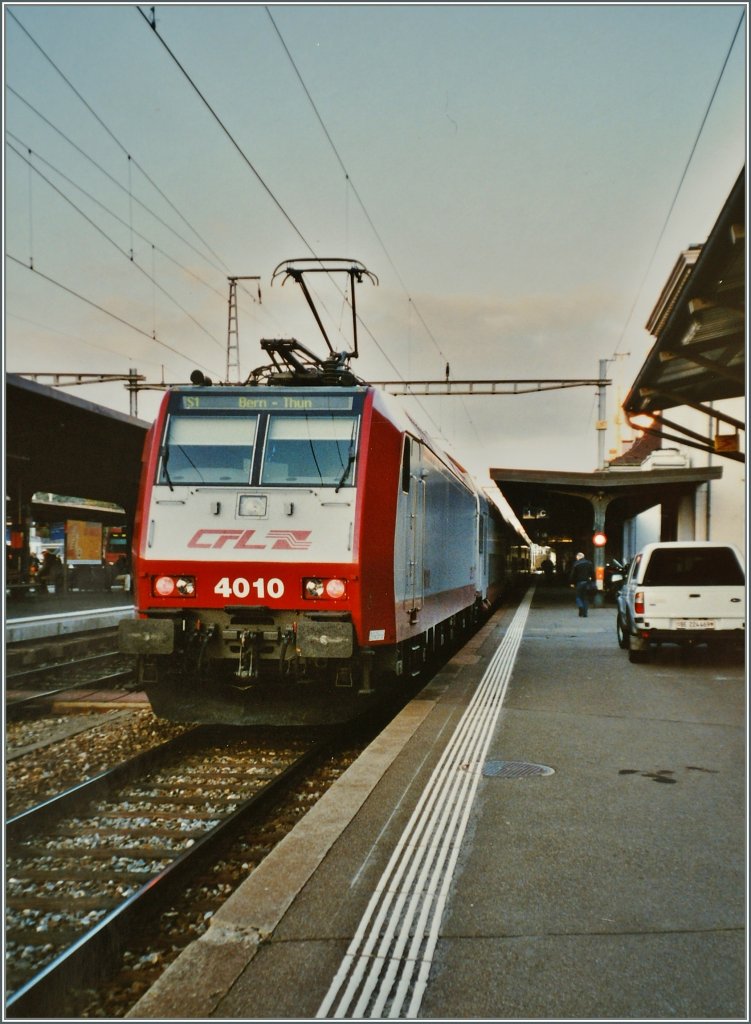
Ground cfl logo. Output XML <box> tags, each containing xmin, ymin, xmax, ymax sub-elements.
<box><xmin>188</xmin><ymin>529</ymin><xmax>311</xmax><ymax>550</ymax></box>
<box><xmin>267</xmin><ymin>530</ymin><xmax>312</xmax><ymax>550</ymax></box>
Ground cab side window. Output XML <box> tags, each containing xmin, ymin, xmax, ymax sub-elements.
<box><xmin>401</xmin><ymin>437</ymin><xmax>411</xmax><ymax>493</ymax></box>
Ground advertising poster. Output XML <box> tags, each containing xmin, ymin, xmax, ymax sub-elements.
<box><xmin>66</xmin><ymin>520</ymin><xmax>102</xmax><ymax>565</ymax></box>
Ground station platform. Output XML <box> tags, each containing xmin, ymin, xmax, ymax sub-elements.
<box><xmin>127</xmin><ymin>584</ymin><xmax>746</xmax><ymax>1020</ymax></box>
<box><xmin>5</xmin><ymin>589</ymin><xmax>134</xmax><ymax>643</ymax></box>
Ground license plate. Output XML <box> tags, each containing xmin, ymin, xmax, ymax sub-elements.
<box><xmin>675</xmin><ymin>619</ymin><xmax>716</xmax><ymax>630</ymax></box>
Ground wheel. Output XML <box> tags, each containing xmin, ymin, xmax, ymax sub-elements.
<box><xmin>616</xmin><ymin>615</ymin><xmax>629</xmax><ymax>650</ymax></box>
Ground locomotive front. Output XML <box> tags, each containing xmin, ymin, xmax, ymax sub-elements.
<box><xmin>120</xmin><ymin>383</ymin><xmax>374</xmax><ymax>723</ymax></box>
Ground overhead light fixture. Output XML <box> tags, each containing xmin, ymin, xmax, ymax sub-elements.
<box><xmin>629</xmin><ymin>414</ymin><xmax>656</xmax><ymax>430</ymax></box>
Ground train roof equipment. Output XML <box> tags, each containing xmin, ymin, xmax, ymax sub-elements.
<box><xmin>237</xmin><ymin>259</ymin><xmax>378</xmax><ymax>390</ymax></box>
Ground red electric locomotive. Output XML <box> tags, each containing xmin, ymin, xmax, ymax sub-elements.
<box><xmin>119</xmin><ymin>261</ymin><xmax>528</xmax><ymax>723</ymax></box>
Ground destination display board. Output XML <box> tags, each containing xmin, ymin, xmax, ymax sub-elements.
<box><xmin>178</xmin><ymin>393</ymin><xmax>355</xmax><ymax>412</ymax></box>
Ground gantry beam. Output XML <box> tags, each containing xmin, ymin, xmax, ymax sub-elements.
<box><xmin>372</xmin><ymin>378</ymin><xmax>610</xmax><ymax>396</ymax></box>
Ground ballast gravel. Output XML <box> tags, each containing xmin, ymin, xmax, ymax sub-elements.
<box><xmin>6</xmin><ymin>710</ymin><xmax>192</xmax><ymax>818</ymax></box>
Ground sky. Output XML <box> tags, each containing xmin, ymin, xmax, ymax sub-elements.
<box><xmin>3</xmin><ymin>2</ymin><xmax>747</xmax><ymax>484</ymax></box>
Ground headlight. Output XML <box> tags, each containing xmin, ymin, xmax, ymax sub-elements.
<box><xmin>238</xmin><ymin>495</ymin><xmax>267</xmax><ymax>517</ymax></box>
<box><xmin>303</xmin><ymin>578</ymin><xmax>325</xmax><ymax>599</ymax></box>
<box><xmin>153</xmin><ymin>575</ymin><xmax>196</xmax><ymax>598</ymax></box>
<box><xmin>303</xmin><ymin>577</ymin><xmax>347</xmax><ymax>600</ymax></box>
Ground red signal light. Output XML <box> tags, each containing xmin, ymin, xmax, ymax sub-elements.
<box><xmin>325</xmin><ymin>578</ymin><xmax>346</xmax><ymax>599</ymax></box>
<box><xmin>154</xmin><ymin>575</ymin><xmax>176</xmax><ymax>597</ymax></box>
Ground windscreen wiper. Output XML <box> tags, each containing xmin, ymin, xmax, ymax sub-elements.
<box><xmin>161</xmin><ymin>445</ymin><xmax>175</xmax><ymax>492</ymax></box>
<box><xmin>335</xmin><ymin>453</ymin><xmax>356</xmax><ymax>493</ymax></box>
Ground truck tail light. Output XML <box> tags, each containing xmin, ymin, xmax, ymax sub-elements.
<box><xmin>634</xmin><ymin>590</ymin><xmax>645</xmax><ymax>615</ymax></box>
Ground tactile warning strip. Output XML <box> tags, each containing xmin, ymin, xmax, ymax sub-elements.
<box><xmin>317</xmin><ymin>588</ymin><xmax>535</xmax><ymax>1019</ymax></box>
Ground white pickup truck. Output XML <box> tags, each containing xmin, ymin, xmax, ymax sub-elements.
<box><xmin>616</xmin><ymin>541</ymin><xmax>745</xmax><ymax>663</ymax></box>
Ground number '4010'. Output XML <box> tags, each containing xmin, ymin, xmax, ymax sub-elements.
<box><xmin>214</xmin><ymin>577</ymin><xmax>284</xmax><ymax>599</ymax></box>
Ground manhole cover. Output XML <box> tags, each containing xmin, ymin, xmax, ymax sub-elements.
<box><xmin>482</xmin><ymin>760</ymin><xmax>555</xmax><ymax>778</ymax></box>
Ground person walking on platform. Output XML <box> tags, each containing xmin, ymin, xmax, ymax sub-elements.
<box><xmin>569</xmin><ymin>551</ymin><xmax>594</xmax><ymax>617</ymax></box>
<box><xmin>39</xmin><ymin>549</ymin><xmax>63</xmax><ymax>593</ymax></box>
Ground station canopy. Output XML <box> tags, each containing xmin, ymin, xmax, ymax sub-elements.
<box><xmin>623</xmin><ymin>167</ymin><xmax>745</xmax><ymax>460</ymax></box>
<box><xmin>5</xmin><ymin>374</ymin><xmax>149</xmax><ymax>521</ymax></box>
<box><xmin>490</xmin><ymin>465</ymin><xmax>721</xmax><ymax>554</ymax></box>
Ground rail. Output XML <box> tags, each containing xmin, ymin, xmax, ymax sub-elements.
<box><xmin>6</xmin><ymin>726</ymin><xmax>332</xmax><ymax>1017</ymax></box>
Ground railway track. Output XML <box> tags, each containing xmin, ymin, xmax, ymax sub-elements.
<box><xmin>5</xmin><ymin>724</ymin><xmax>331</xmax><ymax>1017</ymax></box>
<box><xmin>4</xmin><ymin>610</ymin><xmax>483</xmax><ymax>1016</ymax></box>
<box><xmin>5</xmin><ymin>669</ymin><xmax>138</xmax><ymax>720</ymax></box>
<box><xmin>6</xmin><ymin>626</ymin><xmax>121</xmax><ymax>675</ymax></box>
<box><xmin>6</xmin><ymin>628</ymin><xmax>138</xmax><ymax>720</ymax></box>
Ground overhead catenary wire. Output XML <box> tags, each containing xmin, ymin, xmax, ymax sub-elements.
<box><xmin>6</xmin><ymin>311</ymin><xmax>172</xmax><ymax>370</ymax></box>
<box><xmin>12</xmin><ymin>8</ymin><xmax>687</xmax><ymax>464</ymax></box>
<box><xmin>7</xmin><ymin>9</ymin><xmax>230</xmax><ymax>276</ymax></box>
<box><xmin>264</xmin><ymin>6</ymin><xmax>451</xmax><ymax>372</ymax></box>
<box><xmin>136</xmin><ymin>4</ymin><xmax>319</xmax><ymax>258</ymax></box>
<box><xmin>7</xmin><ymin>127</ymin><xmax>228</xmax><ymax>305</ymax></box>
<box><xmin>7</xmin><ymin>140</ymin><xmax>226</xmax><ymax>353</ymax></box>
<box><xmin>7</xmin><ymin>89</ymin><xmax>285</xmax><ymax>342</ymax></box>
<box><xmin>265</xmin><ymin>7</ymin><xmax>470</xmax><ymax>446</ymax></box>
<box><xmin>6</xmin><ymin>254</ymin><xmax>220</xmax><ymax>378</ymax></box>
<box><xmin>133</xmin><ymin>7</ymin><xmax>363</xmax><ymax>357</ymax></box>
<box><xmin>7</xmin><ymin>17</ymin><xmax>371</xmax><ymax>388</ymax></box>
<box><xmin>7</xmin><ymin>86</ymin><xmax>226</xmax><ymax>275</ymax></box>
<box><xmin>9</xmin><ymin>3</ymin><xmax>430</xmax><ymax>414</ymax></box>
<box><xmin>133</xmin><ymin>5</ymin><xmax>448</xmax><ymax>438</ymax></box>
<box><xmin>610</xmin><ymin>6</ymin><xmax>745</xmax><ymax>360</ymax></box>
<box><xmin>9</xmin><ymin>9</ymin><xmax>593</xmax><ymax>463</ymax></box>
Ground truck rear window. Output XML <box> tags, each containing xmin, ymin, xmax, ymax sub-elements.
<box><xmin>642</xmin><ymin>548</ymin><xmax>744</xmax><ymax>587</ymax></box>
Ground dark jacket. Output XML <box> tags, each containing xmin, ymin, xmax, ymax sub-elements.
<box><xmin>569</xmin><ymin>558</ymin><xmax>594</xmax><ymax>584</ymax></box>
